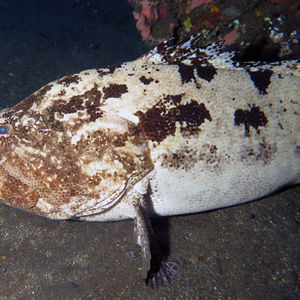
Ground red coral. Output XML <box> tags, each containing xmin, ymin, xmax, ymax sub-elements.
<box><xmin>133</xmin><ymin>1</ymin><xmax>171</xmax><ymax>42</ymax></box>
<box><xmin>140</xmin><ymin>1</ymin><xmax>158</xmax><ymax>22</ymax></box>
<box><xmin>133</xmin><ymin>1</ymin><xmax>158</xmax><ymax>41</ymax></box>
<box><xmin>133</xmin><ymin>11</ymin><xmax>152</xmax><ymax>41</ymax></box>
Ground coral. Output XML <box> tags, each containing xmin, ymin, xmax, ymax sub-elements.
<box><xmin>132</xmin><ymin>0</ymin><xmax>213</xmax><ymax>42</ymax></box>
<box><xmin>183</xmin><ymin>17</ymin><xmax>193</xmax><ymax>32</ymax></box>
<box><xmin>140</xmin><ymin>1</ymin><xmax>158</xmax><ymax>22</ymax></box>
<box><xmin>132</xmin><ymin>1</ymin><xmax>158</xmax><ymax>41</ymax></box>
<box><xmin>158</xmin><ymin>2</ymin><xmax>168</xmax><ymax>19</ymax></box>
<box><xmin>186</xmin><ymin>0</ymin><xmax>211</xmax><ymax>12</ymax></box>
<box><xmin>223</xmin><ymin>29</ymin><xmax>240</xmax><ymax>45</ymax></box>
<box><xmin>132</xmin><ymin>1</ymin><xmax>173</xmax><ymax>42</ymax></box>
<box><xmin>133</xmin><ymin>10</ymin><xmax>152</xmax><ymax>41</ymax></box>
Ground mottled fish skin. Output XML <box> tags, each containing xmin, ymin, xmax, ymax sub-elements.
<box><xmin>0</xmin><ymin>34</ymin><xmax>299</xmax><ymax>222</ymax></box>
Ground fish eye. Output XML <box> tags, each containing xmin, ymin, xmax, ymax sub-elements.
<box><xmin>0</xmin><ymin>124</ymin><xmax>12</xmax><ymax>135</ymax></box>
<box><xmin>0</xmin><ymin>126</ymin><xmax>8</xmax><ymax>134</ymax></box>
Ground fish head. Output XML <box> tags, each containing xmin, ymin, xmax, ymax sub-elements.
<box><xmin>0</xmin><ymin>81</ymin><xmax>153</xmax><ymax>219</ymax></box>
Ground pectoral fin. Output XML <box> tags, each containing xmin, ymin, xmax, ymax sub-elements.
<box><xmin>133</xmin><ymin>184</ymin><xmax>179</xmax><ymax>287</ymax></box>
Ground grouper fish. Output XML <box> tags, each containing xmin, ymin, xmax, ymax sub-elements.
<box><xmin>0</xmin><ymin>34</ymin><xmax>299</xmax><ymax>287</ymax></box>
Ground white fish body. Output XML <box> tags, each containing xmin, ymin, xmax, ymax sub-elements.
<box><xmin>0</xmin><ymin>35</ymin><xmax>299</xmax><ymax>223</ymax></box>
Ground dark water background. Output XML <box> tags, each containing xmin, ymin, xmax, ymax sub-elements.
<box><xmin>0</xmin><ymin>0</ymin><xmax>299</xmax><ymax>299</ymax></box>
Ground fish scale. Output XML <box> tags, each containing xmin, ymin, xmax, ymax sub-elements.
<box><xmin>0</xmin><ymin>34</ymin><xmax>299</xmax><ymax>286</ymax></box>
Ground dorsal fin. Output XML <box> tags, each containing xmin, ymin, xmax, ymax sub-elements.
<box><xmin>143</xmin><ymin>33</ymin><xmax>300</xmax><ymax>76</ymax></box>
<box><xmin>144</xmin><ymin>34</ymin><xmax>235</xmax><ymax>68</ymax></box>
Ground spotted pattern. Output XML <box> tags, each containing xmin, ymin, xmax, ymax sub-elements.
<box><xmin>136</xmin><ymin>94</ymin><xmax>212</xmax><ymax>143</ymax></box>
<box><xmin>51</xmin><ymin>84</ymin><xmax>103</xmax><ymax>122</ymax></box>
<box><xmin>160</xmin><ymin>144</ymin><xmax>221</xmax><ymax>172</ymax></box>
<box><xmin>139</xmin><ymin>76</ymin><xmax>154</xmax><ymax>85</ymax></box>
<box><xmin>57</xmin><ymin>74</ymin><xmax>81</xmax><ymax>87</ymax></box>
<box><xmin>247</xmin><ymin>69</ymin><xmax>273</xmax><ymax>94</ymax></box>
<box><xmin>97</xmin><ymin>64</ymin><xmax>120</xmax><ymax>77</ymax></box>
<box><xmin>0</xmin><ymin>33</ymin><xmax>298</xmax><ymax>222</ymax></box>
<box><xmin>2</xmin><ymin>84</ymin><xmax>53</xmax><ymax>119</ymax></box>
<box><xmin>234</xmin><ymin>105</ymin><xmax>268</xmax><ymax>137</ymax></box>
<box><xmin>103</xmin><ymin>84</ymin><xmax>128</xmax><ymax>99</ymax></box>
<box><xmin>239</xmin><ymin>139</ymin><xmax>277</xmax><ymax>165</ymax></box>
